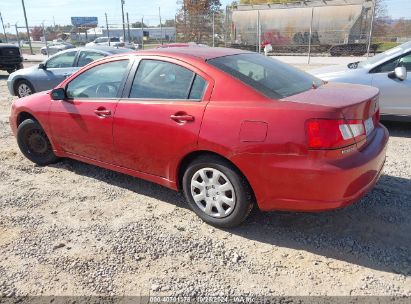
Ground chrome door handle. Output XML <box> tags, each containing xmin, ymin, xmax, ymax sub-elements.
<box><xmin>94</xmin><ymin>108</ymin><xmax>112</xmax><ymax>118</ymax></box>
<box><xmin>170</xmin><ymin>114</ymin><xmax>195</xmax><ymax>123</ymax></box>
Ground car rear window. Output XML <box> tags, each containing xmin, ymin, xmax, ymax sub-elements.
<box><xmin>208</xmin><ymin>53</ymin><xmax>322</xmax><ymax>99</ymax></box>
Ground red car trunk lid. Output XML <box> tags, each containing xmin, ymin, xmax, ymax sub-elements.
<box><xmin>282</xmin><ymin>82</ymin><xmax>379</xmax><ymax>120</ymax></box>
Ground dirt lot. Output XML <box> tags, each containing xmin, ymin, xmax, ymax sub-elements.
<box><xmin>0</xmin><ymin>66</ymin><xmax>410</xmax><ymax>298</ymax></box>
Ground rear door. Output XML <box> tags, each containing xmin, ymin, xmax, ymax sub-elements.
<box><xmin>112</xmin><ymin>57</ymin><xmax>213</xmax><ymax>178</ymax></box>
<box><xmin>76</xmin><ymin>50</ymin><xmax>107</xmax><ymax>68</ymax></box>
<box><xmin>73</xmin><ymin>50</ymin><xmax>107</xmax><ymax>74</ymax></box>
<box><xmin>371</xmin><ymin>52</ymin><xmax>411</xmax><ymax>116</ymax></box>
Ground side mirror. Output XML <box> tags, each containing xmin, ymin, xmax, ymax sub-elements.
<box><xmin>388</xmin><ymin>66</ymin><xmax>407</xmax><ymax>81</ymax></box>
<box><xmin>51</xmin><ymin>88</ymin><xmax>66</xmax><ymax>100</ymax></box>
<box><xmin>39</xmin><ymin>63</ymin><xmax>46</xmax><ymax>70</ymax></box>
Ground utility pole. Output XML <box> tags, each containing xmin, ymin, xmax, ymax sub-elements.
<box><xmin>21</xmin><ymin>0</ymin><xmax>33</xmax><ymax>54</ymax></box>
<box><xmin>307</xmin><ymin>7</ymin><xmax>314</xmax><ymax>64</ymax></box>
<box><xmin>183</xmin><ymin>0</ymin><xmax>187</xmax><ymax>42</ymax></box>
<box><xmin>105</xmin><ymin>13</ymin><xmax>110</xmax><ymax>46</ymax></box>
<box><xmin>256</xmin><ymin>10</ymin><xmax>260</xmax><ymax>53</ymax></box>
<box><xmin>366</xmin><ymin>0</ymin><xmax>376</xmax><ymax>58</ymax></box>
<box><xmin>0</xmin><ymin>12</ymin><xmax>8</xmax><ymax>43</ymax></box>
<box><xmin>42</xmin><ymin>21</ymin><xmax>49</xmax><ymax>57</ymax></box>
<box><xmin>212</xmin><ymin>12</ymin><xmax>215</xmax><ymax>47</ymax></box>
<box><xmin>159</xmin><ymin>7</ymin><xmax>163</xmax><ymax>45</ymax></box>
<box><xmin>126</xmin><ymin>12</ymin><xmax>131</xmax><ymax>43</ymax></box>
<box><xmin>141</xmin><ymin>16</ymin><xmax>144</xmax><ymax>50</ymax></box>
<box><xmin>121</xmin><ymin>0</ymin><xmax>126</xmax><ymax>43</ymax></box>
<box><xmin>15</xmin><ymin>24</ymin><xmax>20</xmax><ymax>48</ymax></box>
<box><xmin>175</xmin><ymin>14</ymin><xmax>177</xmax><ymax>43</ymax></box>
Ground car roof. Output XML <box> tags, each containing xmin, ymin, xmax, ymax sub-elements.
<box><xmin>398</xmin><ymin>40</ymin><xmax>411</xmax><ymax>52</ymax></box>
<box><xmin>136</xmin><ymin>47</ymin><xmax>251</xmax><ymax>61</ymax></box>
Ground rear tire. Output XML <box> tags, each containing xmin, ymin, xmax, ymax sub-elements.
<box><xmin>182</xmin><ymin>155</ymin><xmax>254</xmax><ymax>228</ymax></box>
<box><xmin>17</xmin><ymin>119</ymin><xmax>59</xmax><ymax>166</ymax></box>
<box><xmin>15</xmin><ymin>80</ymin><xmax>35</xmax><ymax>98</ymax></box>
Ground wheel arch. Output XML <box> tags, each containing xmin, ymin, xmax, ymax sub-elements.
<box><xmin>16</xmin><ymin>111</ymin><xmax>39</xmax><ymax>127</ymax></box>
<box><xmin>176</xmin><ymin>150</ymin><xmax>256</xmax><ymax>202</ymax></box>
<box><xmin>13</xmin><ymin>77</ymin><xmax>31</xmax><ymax>95</ymax></box>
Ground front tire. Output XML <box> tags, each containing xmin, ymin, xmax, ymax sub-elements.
<box><xmin>15</xmin><ymin>80</ymin><xmax>35</xmax><ymax>98</ymax></box>
<box><xmin>182</xmin><ymin>155</ymin><xmax>254</xmax><ymax>228</ymax></box>
<box><xmin>17</xmin><ymin>119</ymin><xmax>59</xmax><ymax>166</ymax></box>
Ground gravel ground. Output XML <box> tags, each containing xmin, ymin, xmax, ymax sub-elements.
<box><xmin>0</xmin><ymin>66</ymin><xmax>410</xmax><ymax>298</ymax></box>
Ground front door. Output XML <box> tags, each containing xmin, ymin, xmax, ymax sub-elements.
<box><xmin>35</xmin><ymin>50</ymin><xmax>78</xmax><ymax>92</ymax></box>
<box><xmin>49</xmin><ymin>59</ymin><xmax>131</xmax><ymax>162</ymax></box>
<box><xmin>371</xmin><ymin>52</ymin><xmax>411</xmax><ymax>116</ymax></box>
<box><xmin>113</xmin><ymin>58</ymin><xmax>212</xmax><ymax>179</ymax></box>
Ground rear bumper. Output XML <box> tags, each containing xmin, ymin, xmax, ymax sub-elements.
<box><xmin>235</xmin><ymin>125</ymin><xmax>389</xmax><ymax>212</ymax></box>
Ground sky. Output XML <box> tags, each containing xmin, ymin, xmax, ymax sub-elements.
<box><xmin>0</xmin><ymin>0</ymin><xmax>410</xmax><ymax>30</ymax></box>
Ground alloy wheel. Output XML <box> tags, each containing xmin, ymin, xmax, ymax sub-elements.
<box><xmin>18</xmin><ymin>83</ymin><xmax>32</xmax><ymax>97</ymax></box>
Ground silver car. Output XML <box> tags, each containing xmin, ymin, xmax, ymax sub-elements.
<box><xmin>40</xmin><ymin>42</ymin><xmax>75</xmax><ymax>56</ymax></box>
<box><xmin>8</xmin><ymin>46</ymin><xmax>132</xmax><ymax>98</ymax></box>
<box><xmin>311</xmin><ymin>41</ymin><xmax>411</xmax><ymax>121</ymax></box>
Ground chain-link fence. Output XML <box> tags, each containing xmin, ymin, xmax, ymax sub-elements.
<box><xmin>1</xmin><ymin>0</ymin><xmax>410</xmax><ymax>57</ymax></box>
<box><xmin>225</xmin><ymin>0</ymin><xmax>411</xmax><ymax>59</ymax></box>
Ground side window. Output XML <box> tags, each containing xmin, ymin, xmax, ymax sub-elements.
<box><xmin>77</xmin><ymin>51</ymin><xmax>106</xmax><ymax>67</ymax></box>
<box><xmin>398</xmin><ymin>53</ymin><xmax>411</xmax><ymax>71</ymax></box>
<box><xmin>189</xmin><ymin>75</ymin><xmax>207</xmax><ymax>100</ymax></box>
<box><xmin>129</xmin><ymin>59</ymin><xmax>206</xmax><ymax>100</ymax></box>
<box><xmin>46</xmin><ymin>51</ymin><xmax>77</xmax><ymax>68</ymax></box>
<box><xmin>66</xmin><ymin>60</ymin><xmax>129</xmax><ymax>99</ymax></box>
<box><xmin>373</xmin><ymin>53</ymin><xmax>411</xmax><ymax>73</ymax></box>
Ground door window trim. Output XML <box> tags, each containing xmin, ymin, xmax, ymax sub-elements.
<box><xmin>370</xmin><ymin>51</ymin><xmax>411</xmax><ymax>74</ymax></box>
<box><xmin>64</xmin><ymin>58</ymin><xmax>133</xmax><ymax>101</ymax></box>
<box><xmin>45</xmin><ymin>50</ymin><xmax>79</xmax><ymax>69</ymax></box>
<box><xmin>121</xmin><ymin>56</ymin><xmax>212</xmax><ymax>102</ymax></box>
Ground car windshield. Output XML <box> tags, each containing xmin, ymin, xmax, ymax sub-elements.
<box><xmin>110</xmin><ymin>38</ymin><xmax>120</xmax><ymax>42</ymax></box>
<box><xmin>208</xmin><ymin>53</ymin><xmax>322</xmax><ymax>99</ymax></box>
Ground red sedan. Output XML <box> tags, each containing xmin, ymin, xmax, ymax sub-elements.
<box><xmin>9</xmin><ymin>47</ymin><xmax>388</xmax><ymax>227</ymax></box>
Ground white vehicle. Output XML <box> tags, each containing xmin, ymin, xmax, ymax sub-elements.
<box><xmin>311</xmin><ymin>41</ymin><xmax>411</xmax><ymax>121</ymax></box>
<box><xmin>86</xmin><ymin>37</ymin><xmax>136</xmax><ymax>49</ymax></box>
<box><xmin>86</xmin><ymin>37</ymin><xmax>122</xmax><ymax>47</ymax></box>
<box><xmin>41</xmin><ymin>42</ymin><xmax>75</xmax><ymax>55</ymax></box>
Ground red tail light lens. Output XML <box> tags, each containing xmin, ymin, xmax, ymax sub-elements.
<box><xmin>306</xmin><ymin>119</ymin><xmax>365</xmax><ymax>149</ymax></box>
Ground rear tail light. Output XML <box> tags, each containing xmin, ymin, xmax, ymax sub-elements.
<box><xmin>306</xmin><ymin>119</ymin><xmax>366</xmax><ymax>149</ymax></box>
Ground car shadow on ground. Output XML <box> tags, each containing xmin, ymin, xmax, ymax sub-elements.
<box><xmin>50</xmin><ymin>121</ymin><xmax>410</xmax><ymax>276</ymax></box>
<box><xmin>0</xmin><ymin>75</ymin><xmax>9</xmax><ymax>80</ymax></box>
<box><xmin>232</xmin><ymin>173</ymin><xmax>411</xmax><ymax>276</ymax></box>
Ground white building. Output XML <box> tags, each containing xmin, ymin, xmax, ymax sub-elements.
<box><xmin>86</xmin><ymin>27</ymin><xmax>176</xmax><ymax>42</ymax></box>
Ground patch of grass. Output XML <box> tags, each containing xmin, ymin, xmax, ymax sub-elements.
<box><xmin>375</xmin><ymin>42</ymin><xmax>401</xmax><ymax>52</ymax></box>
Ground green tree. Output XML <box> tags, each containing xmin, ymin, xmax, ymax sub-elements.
<box><xmin>176</xmin><ymin>0</ymin><xmax>222</xmax><ymax>43</ymax></box>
